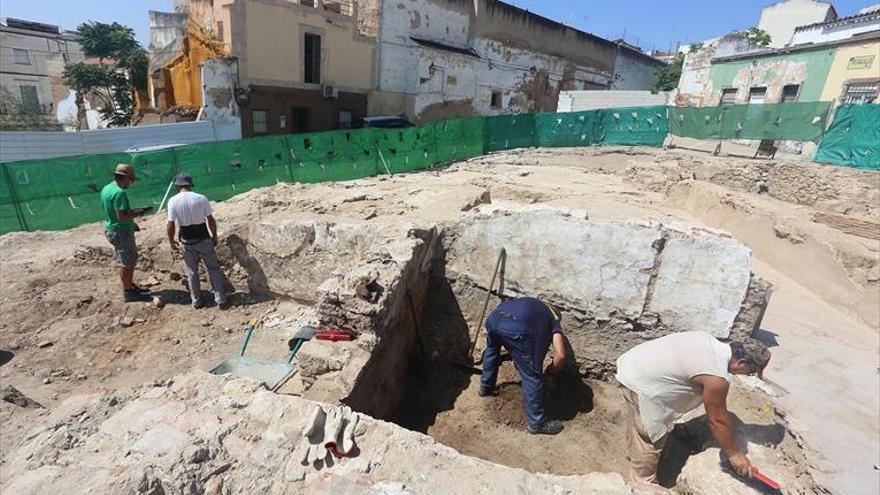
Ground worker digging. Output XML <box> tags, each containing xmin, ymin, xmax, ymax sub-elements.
<box><xmin>616</xmin><ymin>331</ymin><xmax>772</xmax><ymax>489</ymax></box>
<box><xmin>479</xmin><ymin>297</ymin><xmax>567</xmax><ymax>435</ymax></box>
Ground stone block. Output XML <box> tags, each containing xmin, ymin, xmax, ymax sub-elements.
<box><xmin>449</xmin><ymin>205</ymin><xmax>659</xmax><ymax>319</ymax></box>
<box><xmin>647</xmin><ymin>234</ymin><xmax>752</xmax><ymax>338</ymax></box>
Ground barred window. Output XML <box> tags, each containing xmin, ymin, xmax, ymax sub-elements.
<box><xmin>841</xmin><ymin>81</ymin><xmax>878</xmax><ymax>105</ymax></box>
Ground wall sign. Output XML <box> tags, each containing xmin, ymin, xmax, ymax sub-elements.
<box><xmin>847</xmin><ymin>55</ymin><xmax>874</xmax><ymax>70</ymax></box>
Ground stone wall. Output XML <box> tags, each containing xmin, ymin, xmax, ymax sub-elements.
<box><xmin>443</xmin><ymin>205</ymin><xmax>770</xmax><ymax>377</ymax></box>
<box><xmin>224</xmin><ymin>214</ymin><xmax>437</xmax><ymax>420</ymax></box>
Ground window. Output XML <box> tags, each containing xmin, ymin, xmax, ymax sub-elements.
<box><xmin>13</xmin><ymin>48</ymin><xmax>30</xmax><ymax>65</ymax></box>
<box><xmin>304</xmin><ymin>33</ymin><xmax>321</xmax><ymax>84</ymax></box>
<box><xmin>720</xmin><ymin>88</ymin><xmax>737</xmax><ymax>106</ymax></box>
<box><xmin>490</xmin><ymin>90</ymin><xmax>502</xmax><ymax>109</ymax></box>
<box><xmin>748</xmin><ymin>87</ymin><xmax>767</xmax><ymax>104</ymax></box>
<box><xmin>252</xmin><ymin>110</ymin><xmax>269</xmax><ymax>134</ymax></box>
<box><xmin>781</xmin><ymin>84</ymin><xmax>800</xmax><ymax>103</ymax></box>
<box><xmin>338</xmin><ymin>110</ymin><xmax>352</xmax><ymax>129</ymax></box>
<box><xmin>841</xmin><ymin>81</ymin><xmax>878</xmax><ymax>105</ymax></box>
<box><xmin>19</xmin><ymin>85</ymin><xmax>39</xmax><ymax>113</ymax></box>
<box><xmin>216</xmin><ymin>21</ymin><xmax>224</xmax><ymax>42</ymax></box>
<box><xmin>291</xmin><ymin>107</ymin><xmax>310</xmax><ymax>133</ymax></box>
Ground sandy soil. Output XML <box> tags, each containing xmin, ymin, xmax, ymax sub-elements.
<box><xmin>1</xmin><ymin>145</ymin><xmax>877</xmax><ymax>494</ymax></box>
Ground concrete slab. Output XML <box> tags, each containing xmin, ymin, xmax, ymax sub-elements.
<box><xmin>648</xmin><ymin>235</ymin><xmax>752</xmax><ymax>338</ymax></box>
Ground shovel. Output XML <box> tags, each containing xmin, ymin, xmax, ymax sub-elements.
<box><xmin>210</xmin><ymin>318</ymin><xmax>299</xmax><ymax>391</ymax></box>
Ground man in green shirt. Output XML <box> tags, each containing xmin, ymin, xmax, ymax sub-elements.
<box><xmin>100</xmin><ymin>164</ymin><xmax>151</xmax><ymax>302</ymax></box>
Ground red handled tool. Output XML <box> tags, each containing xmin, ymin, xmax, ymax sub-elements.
<box><xmin>315</xmin><ymin>328</ymin><xmax>356</xmax><ymax>341</ymax></box>
<box><xmin>753</xmin><ymin>469</ymin><xmax>781</xmax><ymax>491</ymax></box>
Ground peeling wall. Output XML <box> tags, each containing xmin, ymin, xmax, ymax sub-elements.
<box><xmin>707</xmin><ymin>48</ymin><xmax>836</xmax><ymax>105</ymax></box>
<box><xmin>375</xmin><ymin>0</ymin><xmax>620</xmax><ymax>122</ymax></box>
<box><xmin>676</xmin><ymin>34</ymin><xmax>757</xmax><ymax>107</ymax></box>
<box><xmin>149</xmin><ymin>11</ymin><xmax>229</xmax><ymax>110</ymax></box>
<box><xmin>199</xmin><ymin>57</ymin><xmax>242</xmax><ymax>141</ymax></box>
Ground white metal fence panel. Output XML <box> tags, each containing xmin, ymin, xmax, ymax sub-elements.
<box><xmin>0</xmin><ymin>120</ymin><xmax>241</xmax><ymax>163</ymax></box>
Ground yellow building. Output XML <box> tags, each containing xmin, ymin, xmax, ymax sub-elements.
<box><xmin>153</xmin><ymin>0</ymin><xmax>374</xmax><ymax>136</ymax></box>
<box><xmin>819</xmin><ymin>40</ymin><xmax>880</xmax><ymax>105</ymax></box>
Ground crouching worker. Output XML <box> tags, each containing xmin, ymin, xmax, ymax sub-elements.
<box><xmin>615</xmin><ymin>331</ymin><xmax>772</xmax><ymax>486</ymax></box>
<box><xmin>479</xmin><ymin>297</ymin><xmax>566</xmax><ymax>435</ymax></box>
<box><xmin>166</xmin><ymin>174</ymin><xmax>227</xmax><ymax>309</ymax></box>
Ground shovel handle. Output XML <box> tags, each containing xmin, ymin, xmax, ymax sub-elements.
<box><xmin>239</xmin><ymin>317</ymin><xmax>262</xmax><ymax>356</ymax></box>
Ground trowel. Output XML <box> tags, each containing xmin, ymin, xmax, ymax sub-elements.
<box><xmin>753</xmin><ymin>469</ymin><xmax>781</xmax><ymax>492</ymax></box>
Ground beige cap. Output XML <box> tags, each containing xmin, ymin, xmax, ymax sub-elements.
<box><xmin>114</xmin><ymin>163</ymin><xmax>136</xmax><ymax>180</ymax></box>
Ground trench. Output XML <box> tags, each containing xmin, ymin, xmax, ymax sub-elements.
<box><xmin>386</xmin><ymin>259</ymin><xmax>710</xmax><ymax>482</ymax></box>
<box><xmin>223</xmin><ymin>210</ymin><xmax>823</xmax><ymax>492</ymax></box>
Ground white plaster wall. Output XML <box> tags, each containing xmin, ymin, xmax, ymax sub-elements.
<box><xmin>558</xmin><ymin>91</ymin><xmax>670</xmax><ymax>112</ymax></box>
<box><xmin>611</xmin><ymin>50</ymin><xmax>661</xmax><ymax>90</ymax></box>
<box><xmin>789</xmin><ymin>14</ymin><xmax>880</xmax><ymax>45</ymax></box>
<box><xmin>199</xmin><ymin>57</ymin><xmax>241</xmax><ymax>141</ymax></box>
<box><xmin>758</xmin><ymin>0</ymin><xmax>836</xmax><ymax>47</ymax></box>
<box><xmin>378</xmin><ymin>0</ymin><xmax>613</xmax><ymax>120</ymax></box>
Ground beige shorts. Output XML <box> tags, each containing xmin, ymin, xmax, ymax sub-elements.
<box><xmin>104</xmin><ymin>229</ymin><xmax>138</xmax><ymax>268</ymax></box>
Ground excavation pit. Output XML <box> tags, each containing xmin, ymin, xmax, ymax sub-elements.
<box><xmin>1</xmin><ymin>146</ymin><xmax>864</xmax><ymax>494</ymax></box>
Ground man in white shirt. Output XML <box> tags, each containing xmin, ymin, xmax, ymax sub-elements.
<box><xmin>615</xmin><ymin>331</ymin><xmax>771</xmax><ymax>486</ymax></box>
<box><xmin>166</xmin><ymin>174</ymin><xmax>227</xmax><ymax>309</ymax></box>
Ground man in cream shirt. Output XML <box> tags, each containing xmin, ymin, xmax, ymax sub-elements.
<box><xmin>616</xmin><ymin>331</ymin><xmax>771</xmax><ymax>486</ymax></box>
<box><xmin>166</xmin><ymin>174</ymin><xmax>227</xmax><ymax>309</ymax></box>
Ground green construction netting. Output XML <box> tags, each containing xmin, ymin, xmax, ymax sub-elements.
<box><xmin>535</xmin><ymin>110</ymin><xmax>602</xmax><ymax>147</ymax></box>
<box><xmin>669</xmin><ymin>102</ymin><xmax>831</xmax><ymax>142</ymax></box>
<box><xmin>486</xmin><ymin>114</ymin><xmax>536</xmax><ymax>151</ymax></box>
<box><xmin>814</xmin><ymin>105</ymin><xmax>880</xmax><ymax>170</ymax></box>
<box><xmin>1</xmin><ymin>103</ymin><xmax>871</xmax><ymax>235</ymax></box>
<box><xmin>1</xmin><ymin>151</ymin><xmax>174</xmax><ymax>233</ymax></box>
<box><xmin>600</xmin><ymin>105</ymin><xmax>668</xmax><ymax>147</ymax></box>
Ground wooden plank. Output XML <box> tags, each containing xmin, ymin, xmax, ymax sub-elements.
<box><xmin>813</xmin><ymin>212</ymin><xmax>880</xmax><ymax>241</ymax></box>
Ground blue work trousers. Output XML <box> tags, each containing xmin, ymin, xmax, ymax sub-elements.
<box><xmin>480</xmin><ymin>311</ymin><xmax>547</xmax><ymax>428</ymax></box>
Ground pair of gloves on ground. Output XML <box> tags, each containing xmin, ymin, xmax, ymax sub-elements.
<box><xmin>296</xmin><ymin>404</ymin><xmax>361</xmax><ymax>467</ymax></box>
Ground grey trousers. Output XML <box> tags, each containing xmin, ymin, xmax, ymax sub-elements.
<box><xmin>182</xmin><ymin>239</ymin><xmax>226</xmax><ymax>305</ymax></box>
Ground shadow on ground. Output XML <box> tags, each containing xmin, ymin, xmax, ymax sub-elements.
<box><xmin>658</xmin><ymin>413</ymin><xmax>786</xmax><ymax>488</ymax></box>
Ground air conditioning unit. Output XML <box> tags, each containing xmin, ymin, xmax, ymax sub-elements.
<box><xmin>321</xmin><ymin>84</ymin><xmax>338</xmax><ymax>98</ymax></box>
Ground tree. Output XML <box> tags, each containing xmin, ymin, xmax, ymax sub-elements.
<box><xmin>651</xmin><ymin>53</ymin><xmax>685</xmax><ymax>93</ymax></box>
<box><xmin>744</xmin><ymin>28</ymin><xmax>772</xmax><ymax>47</ymax></box>
<box><xmin>63</xmin><ymin>21</ymin><xmax>149</xmax><ymax>129</ymax></box>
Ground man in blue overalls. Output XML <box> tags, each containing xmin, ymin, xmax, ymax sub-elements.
<box><xmin>479</xmin><ymin>297</ymin><xmax>567</xmax><ymax>435</ymax></box>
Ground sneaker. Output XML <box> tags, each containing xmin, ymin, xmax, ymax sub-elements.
<box><xmin>527</xmin><ymin>420</ymin><xmax>563</xmax><ymax>435</ymax></box>
<box><xmin>123</xmin><ymin>289</ymin><xmax>152</xmax><ymax>303</ymax></box>
<box><xmin>217</xmin><ymin>301</ymin><xmax>230</xmax><ymax>310</ymax></box>
<box><xmin>192</xmin><ymin>299</ymin><xmax>204</xmax><ymax>309</ymax></box>
<box><xmin>132</xmin><ymin>284</ymin><xmax>152</xmax><ymax>293</ymax></box>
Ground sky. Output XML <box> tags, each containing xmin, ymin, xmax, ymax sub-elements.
<box><xmin>0</xmin><ymin>0</ymin><xmax>875</xmax><ymax>52</ymax></box>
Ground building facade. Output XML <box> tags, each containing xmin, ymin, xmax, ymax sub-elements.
<box><xmin>156</xmin><ymin>0</ymin><xmax>374</xmax><ymax>138</ymax></box>
<box><xmin>0</xmin><ymin>18</ymin><xmax>85</xmax><ymax>130</ymax></box>
<box><xmin>611</xmin><ymin>42</ymin><xmax>666</xmax><ymax>91</ymax></box>
<box><xmin>677</xmin><ymin>3</ymin><xmax>880</xmax><ymax>109</ymax></box>
<box><xmin>757</xmin><ymin>0</ymin><xmax>837</xmax><ymax>47</ymax></box>
<box><xmin>366</xmin><ymin>0</ymin><xmax>658</xmax><ymax>123</ymax></box>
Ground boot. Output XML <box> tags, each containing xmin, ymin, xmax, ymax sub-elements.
<box><xmin>527</xmin><ymin>419</ymin><xmax>563</xmax><ymax>435</ymax></box>
<box><xmin>123</xmin><ymin>289</ymin><xmax>152</xmax><ymax>303</ymax></box>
